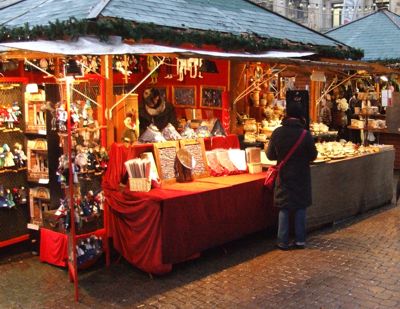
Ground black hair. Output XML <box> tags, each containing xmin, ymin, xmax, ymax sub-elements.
<box><xmin>150</xmin><ymin>88</ymin><xmax>160</xmax><ymax>98</ymax></box>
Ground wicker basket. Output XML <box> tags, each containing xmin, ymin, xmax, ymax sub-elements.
<box><xmin>129</xmin><ymin>178</ymin><xmax>151</xmax><ymax>192</ymax></box>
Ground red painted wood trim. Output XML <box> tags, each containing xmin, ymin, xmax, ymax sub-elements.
<box><xmin>0</xmin><ymin>234</ymin><xmax>29</xmax><ymax>248</ymax></box>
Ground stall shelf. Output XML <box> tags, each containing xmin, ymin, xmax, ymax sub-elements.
<box><xmin>102</xmin><ymin>141</ymin><xmax>394</xmax><ymax>275</ymax></box>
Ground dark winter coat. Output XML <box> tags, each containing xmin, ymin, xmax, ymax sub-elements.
<box><xmin>139</xmin><ymin>101</ymin><xmax>178</xmax><ymax>134</ymax></box>
<box><xmin>266</xmin><ymin>118</ymin><xmax>317</xmax><ymax>209</ymax></box>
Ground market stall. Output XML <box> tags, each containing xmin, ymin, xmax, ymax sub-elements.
<box><xmin>0</xmin><ymin>0</ymin><xmax>395</xmax><ymax>301</ymax></box>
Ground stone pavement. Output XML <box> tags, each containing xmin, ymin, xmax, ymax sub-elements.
<box><xmin>1</xmin><ymin>202</ymin><xmax>400</xmax><ymax>309</ymax></box>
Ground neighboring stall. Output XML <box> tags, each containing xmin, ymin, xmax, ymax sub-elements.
<box><xmin>327</xmin><ymin>8</ymin><xmax>400</xmax><ymax>168</ymax></box>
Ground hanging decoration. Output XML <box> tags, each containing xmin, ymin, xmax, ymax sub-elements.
<box><xmin>176</xmin><ymin>58</ymin><xmax>203</xmax><ymax>81</ymax></box>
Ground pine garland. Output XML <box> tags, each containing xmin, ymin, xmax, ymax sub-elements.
<box><xmin>0</xmin><ymin>17</ymin><xmax>364</xmax><ymax>60</ymax></box>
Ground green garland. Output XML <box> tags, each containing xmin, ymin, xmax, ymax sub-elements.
<box><xmin>0</xmin><ymin>17</ymin><xmax>364</xmax><ymax>60</ymax></box>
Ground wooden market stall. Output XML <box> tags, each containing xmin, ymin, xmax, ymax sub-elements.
<box><xmin>0</xmin><ymin>0</ymin><xmax>396</xmax><ymax>301</ymax></box>
<box><xmin>327</xmin><ymin>8</ymin><xmax>400</xmax><ymax>168</ymax></box>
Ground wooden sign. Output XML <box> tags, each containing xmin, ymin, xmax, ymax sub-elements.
<box><xmin>153</xmin><ymin>141</ymin><xmax>180</xmax><ymax>184</ymax></box>
<box><xmin>179</xmin><ymin>138</ymin><xmax>209</xmax><ymax>178</ymax></box>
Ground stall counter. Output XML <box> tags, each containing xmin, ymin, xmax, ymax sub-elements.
<box><xmin>103</xmin><ymin>144</ymin><xmax>394</xmax><ymax>275</ymax></box>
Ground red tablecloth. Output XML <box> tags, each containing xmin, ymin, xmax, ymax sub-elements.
<box><xmin>203</xmin><ymin>134</ymin><xmax>240</xmax><ymax>150</ymax></box>
<box><xmin>39</xmin><ymin>228</ymin><xmax>106</xmax><ymax>267</ymax></box>
<box><xmin>102</xmin><ymin>136</ymin><xmax>276</xmax><ymax>275</ymax></box>
<box><xmin>103</xmin><ymin>173</ymin><xmax>276</xmax><ymax>274</ymax></box>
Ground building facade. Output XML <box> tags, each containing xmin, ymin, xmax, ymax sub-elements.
<box><xmin>251</xmin><ymin>0</ymin><xmax>398</xmax><ymax>32</ymax></box>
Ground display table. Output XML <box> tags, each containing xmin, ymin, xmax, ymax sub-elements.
<box><xmin>103</xmin><ymin>141</ymin><xmax>394</xmax><ymax>275</ymax></box>
<box><xmin>104</xmin><ymin>173</ymin><xmax>275</xmax><ymax>274</ymax></box>
<box><xmin>308</xmin><ymin>148</ymin><xmax>394</xmax><ymax>230</ymax></box>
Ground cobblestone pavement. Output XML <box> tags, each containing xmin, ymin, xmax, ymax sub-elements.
<box><xmin>1</xmin><ymin>202</ymin><xmax>399</xmax><ymax>309</ymax></box>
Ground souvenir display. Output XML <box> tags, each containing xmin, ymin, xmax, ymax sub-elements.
<box><xmin>195</xmin><ymin>125</ymin><xmax>211</xmax><ymax>138</ymax></box>
<box><xmin>227</xmin><ymin>149</ymin><xmax>247</xmax><ymax>171</ymax></box>
<box><xmin>215</xmin><ymin>149</ymin><xmax>237</xmax><ymax>173</ymax></box>
<box><xmin>76</xmin><ymin>235</ymin><xmax>103</xmax><ymax>268</ymax></box>
<box><xmin>210</xmin><ymin>118</ymin><xmax>226</xmax><ymax>136</ymax></box>
<box><xmin>27</xmin><ymin>139</ymin><xmax>48</xmax><ymax>182</ymax></box>
<box><xmin>29</xmin><ymin>187</ymin><xmax>50</xmax><ymax>225</ymax></box>
<box><xmin>139</xmin><ymin>124</ymin><xmax>166</xmax><ymax>143</ymax></box>
<box><xmin>0</xmin><ymin>102</ymin><xmax>22</xmax><ymax>132</ymax></box>
<box><xmin>0</xmin><ymin>185</ymin><xmax>26</xmax><ymax>209</ymax></box>
<box><xmin>181</xmin><ymin>123</ymin><xmax>197</xmax><ymax>139</ymax></box>
<box><xmin>162</xmin><ymin>123</ymin><xmax>182</xmax><ymax>140</ymax></box>
<box><xmin>205</xmin><ymin>150</ymin><xmax>227</xmax><ymax>176</ymax></box>
<box><xmin>24</xmin><ymin>89</ymin><xmax>46</xmax><ymax>133</ymax></box>
<box><xmin>13</xmin><ymin>142</ymin><xmax>27</xmax><ymax>169</ymax></box>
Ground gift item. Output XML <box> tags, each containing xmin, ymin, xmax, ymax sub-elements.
<box><xmin>206</xmin><ymin>150</ymin><xmax>227</xmax><ymax>176</ymax></box>
<box><xmin>181</xmin><ymin>123</ymin><xmax>198</xmax><ymax>139</ymax></box>
<box><xmin>215</xmin><ymin>149</ymin><xmax>237</xmax><ymax>173</ymax></box>
<box><xmin>175</xmin><ymin>148</ymin><xmax>195</xmax><ymax>182</ymax></box>
<box><xmin>139</xmin><ymin>124</ymin><xmax>166</xmax><ymax>143</ymax></box>
<box><xmin>210</xmin><ymin>118</ymin><xmax>226</xmax><ymax>136</ymax></box>
<box><xmin>196</xmin><ymin>125</ymin><xmax>211</xmax><ymax>138</ymax></box>
<box><xmin>162</xmin><ymin>123</ymin><xmax>182</xmax><ymax>140</ymax></box>
<box><xmin>76</xmin><ymin>235</ymin><xmax>103</xmax><ymax>267</ymax></box>
<box><xmin>3</xmin><ymin>144</ymin><xmax>15</xmax><ymax>168</ymax></box>
<box><xmin>13</xmin><ymin>142</ymin><xmax>27</xmax><ymax>169</ymax></box>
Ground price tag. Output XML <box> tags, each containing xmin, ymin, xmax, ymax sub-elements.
<box><xmin>27</xmin><ymin>223</ymin><xmax>39</xmax><ymax>230</ymax></box>
<box><xmin>38</xmin><ymin>129</ymin><xmax>47</xmax><ymax>135</ymax></box>
<box><xmin>39</xmin><ymin>178</ymin><xmax>49</xmax><ymax>184</ymax></box>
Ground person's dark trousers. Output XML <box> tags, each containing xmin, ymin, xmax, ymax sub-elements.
<box><xmin>277</xmin><ymin>208</ymin><xmax>306</xmax><ymax>246</ymax></box>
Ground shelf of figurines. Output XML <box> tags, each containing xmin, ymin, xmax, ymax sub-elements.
<box><xmin>42</xmin><ymin>191</ymin><xmax>104</xmax><ymax>235</ymax></box>
<box><xmin>0</xmin><ymin>142</ymin><xmax>28</xmax><ymax>174</ymax></box>
<box><xmin>0</xmin><ymin>185</ymin><xmax>28</xmax><ymax>209</ymax></box>
<box><xmin>76</xmin><ymin>235</ymin><xmax>103</xmax><ymax>270</ymax></box>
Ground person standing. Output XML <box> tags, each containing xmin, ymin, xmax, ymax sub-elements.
<box><xmin>266</xmin><ymin>102</ymin><xmax>317</xmax><ymax>250</ymax></box>
<box><xmin>139</xmin><ymin>88</ymin><xmax>178</xmax><ymax>135</ymax></box>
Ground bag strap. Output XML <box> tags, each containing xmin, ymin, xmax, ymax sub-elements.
<box><xmin>277</xmin><ymin>129</ymin><xmax>307</xmax><ymax>169</ymax></box>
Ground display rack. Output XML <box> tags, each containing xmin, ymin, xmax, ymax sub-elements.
<box><xmin>0</xmin><ymin>77</ymin><xmax>30</xmax><ymax>248</ymax></box>
<box><xmin>56</xmin><ymin>75</ymin><xmax>107</xmax><ymax>301</ymax></box>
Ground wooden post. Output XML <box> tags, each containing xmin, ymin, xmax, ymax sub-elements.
<box><xmin>101</xmin><ymin>55</ymin><xmax>114</xmax><ymax>148</ymax></box>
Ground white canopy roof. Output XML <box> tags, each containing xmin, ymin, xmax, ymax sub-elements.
<box><xmin>0</xmin><ymin>36</ymin><xmax>314</xmax><ymax>59</ymax></box>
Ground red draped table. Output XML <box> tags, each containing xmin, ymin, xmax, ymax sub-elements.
<box><xmin>40</xmin><ymin>228</ymin><xmax>106</xmax><ymax>267</ymax></box>
<box><xmin>103</xmin><ymin>136</ymin><xmax>277</xmax><ymax>274</ymax></box>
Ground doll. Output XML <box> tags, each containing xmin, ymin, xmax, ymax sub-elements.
<box><xmin>3</xmin><ymin>144</ymin><xmax>15</xmax><ymax>168</ymax></box>
<box><xmin>5</xmin><ymin>188</ymin><xmax>15</xmax><ymax>208</ymax></box>
<box><xmin>56</xmin><ymin>102</ymin><xmax>68</xmax><ymax>131</ymax></box>
<box><xmin>13</xmin><ymin>142</ymin><xmax>27</xmax><ymax>168</ymax></box>
<box><xmin>0</xmin><ymin>146</ymin><xmax>5</xmax><ymax>169</ymax></box>
<box><xmin>147</xmin><ymin>56</ymin><xmax>159</xmax><ymax>84</ymax></box>
<box><xmin>122</xmin><ymin>112</ymin><xmax>137</xmax><ymax>144</ymax></box>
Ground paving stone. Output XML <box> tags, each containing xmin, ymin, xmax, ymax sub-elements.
<box><xmin>1</xmin><ymin>191</ymin><xmax>400</xmax><ymax>308</ymax></box>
